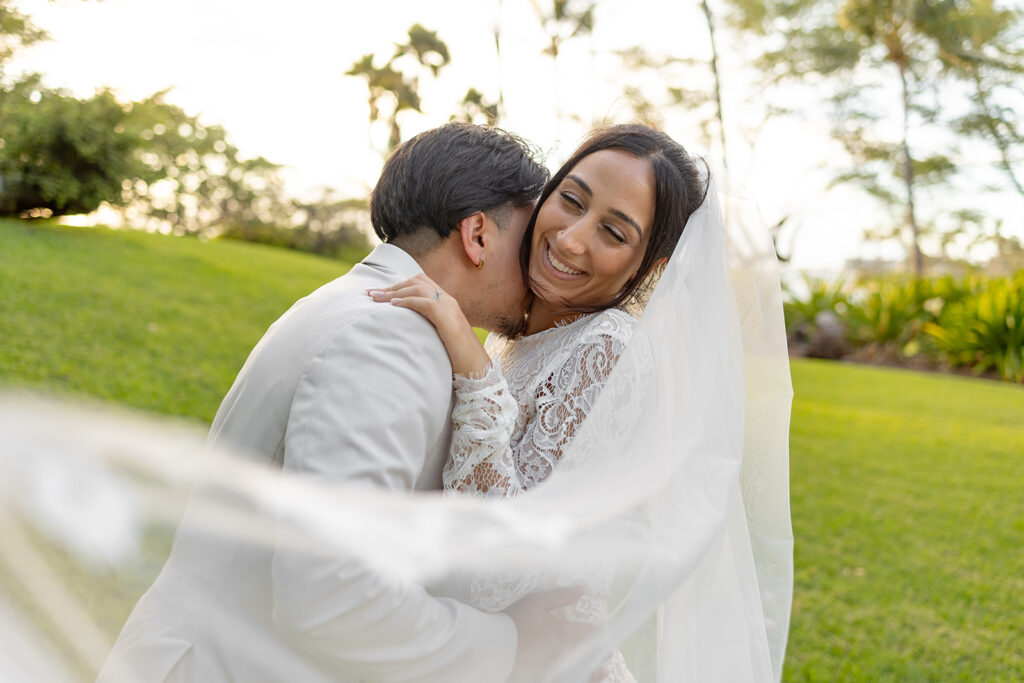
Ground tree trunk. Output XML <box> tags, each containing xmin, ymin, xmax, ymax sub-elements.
<box><xmin>551</xmin><ymin>40</ymin><xmax>561</xmax><ymax>136</ymax></box>
<box><xmin>898</xmin><ymin>62</ymin><xmax>923</xmax><ymax>277</ymax></box>
<box><xmin>388</xmin><ymin>117</ymin><xmax>401</xmax><ymax>154</ymax></box>
<box><xmin>493</xmin><ymin>0</ymin><xmax>506</xmax><ymax>121</ymax></box>
<box><xmin>531</xmin><ymin>0</ymin><xmax>561</xmax><ymax>131</ymax></box>
<box><xmin>700</xmin><ymin>0</ymin><xmax>728</xmax><ymax>169</ymax></box>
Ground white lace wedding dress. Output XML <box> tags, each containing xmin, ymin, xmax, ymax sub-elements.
<box><xmin>443</xmin><ymin>307</ymin><xmax>638</xmax><ymax>683</ymax></box>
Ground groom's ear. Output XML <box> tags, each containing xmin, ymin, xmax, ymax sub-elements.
<box><xmin>456</xmin><ymin>211</ymin><xmax>487</xmax><ymax>269</ymax></box>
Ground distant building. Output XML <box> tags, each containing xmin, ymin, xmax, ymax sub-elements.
<box><xmin>843</xmin><ymin>258</ymin><xmax>904</xmax><ymax>276</ymax></box>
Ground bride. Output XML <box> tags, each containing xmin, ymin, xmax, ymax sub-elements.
<box><xmin>370</xmin><ymin>123</ymin><xmax>793</xmax><ymax>681</ymax></box>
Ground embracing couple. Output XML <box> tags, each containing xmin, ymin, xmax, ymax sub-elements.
<box><xmin>99</xmin><ymin>122</ymin><xmax>791</xmax><ymax>683</ymax></box>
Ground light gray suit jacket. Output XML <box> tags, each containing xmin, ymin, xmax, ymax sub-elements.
<box><xmin>98</xmin><ymin>244</ymin><xmax>517</xmax><ymax>682</ymax></box>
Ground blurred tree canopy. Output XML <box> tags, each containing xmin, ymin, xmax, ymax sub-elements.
<box><xmin>4</xmin><ymin>0</ymin><xmax>1022</xmax><ymax>271</ymax></box>
<box><xmin>0</xmin><ymin>0</ymin><xmax>132</xmax><ymax>217</ymax></box>
<box><xmin>221</xmin><ymin>189</ymin><xmax>370</xmax><ymax>261</ymax></box>
<box><xmin>346</xmin><ymin>24</ymin><xmax>510</xmax><ymax>146</ymax></box>
<box><xmin>533</xmin><ymin>0</ymin><xmax>596</xmax><ymax>125</ymax></box>
<box><xmin>347</xmin><ymin>24</ymin><xmax>452</xmax><ymax>153</ymax></box>
<box><xmin>725</xmin><ymin>0</ymin><xmax>1024</xmax><ymax>275</ymax></box>
<box><xmin>0</xmin><ymin>76</ymin><xmax>140</xmax><ymax>216</ymax></box>
<box><xmin>0</xmin><ymin>76</ymin><xmax>287</xmax><ymax>233</ymax></box>
<box><xmin>616</xmin><ymin>47</ymin><xmax>725</xmax><ymax>154</ymax></box>
<box><xmin>454</xmin><ymin>87</ymin><xmax>500</xmax><ymax>126</ymax></box>
<box><xmin>116</xmin><ymin>90</ymin><xmax>290</xmax><ymax>237</ymax></box>
<box><xmin>0</xmin><ymin>0</ymin><xmax>368</xmax><ymax>255</ymax></box>
<box><xmin>0</xmin><ymin>0</ymin><xmax>46</xmax><ymax>72</ymax></box>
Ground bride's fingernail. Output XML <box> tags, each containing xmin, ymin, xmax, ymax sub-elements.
<box><xmin>390</xmin><ymin>298</ymin><xmax>402</xmax><ymax>305</ymax></box>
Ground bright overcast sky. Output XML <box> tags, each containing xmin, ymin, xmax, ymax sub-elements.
<box><xmin>11</xmin><ymin>0</ymin><xmax>988</xmax><ymax>270</ymax></box>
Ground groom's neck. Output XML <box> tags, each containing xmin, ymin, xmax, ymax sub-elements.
<box><xmin>409</xmin><ymin>241</ymin><xmax>470</xmax><ymax>308</ymax></box>
<box><xmin>390</xmin><ymin>234</ymin><xmax>484</xmax><ymax>327</ymax></box>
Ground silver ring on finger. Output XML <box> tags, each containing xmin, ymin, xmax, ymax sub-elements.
<box><xmin>432</xmin><ymin>288</ymin><xmax>441</xmax><ymax>303</ymax></box>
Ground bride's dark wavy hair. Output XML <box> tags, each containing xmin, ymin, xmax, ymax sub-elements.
<box><xmin>520</xmin><ymin>123</ymin><xmax>710</xmax><ymax>315</ymax></box>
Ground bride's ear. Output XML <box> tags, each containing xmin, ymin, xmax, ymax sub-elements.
<box><xmin>456</xmin><ymin>211</ymin><xmax>487</xmax><ymax>269</ymax></box>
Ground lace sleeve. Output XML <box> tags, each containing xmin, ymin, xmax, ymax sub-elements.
<box><xmin>443</xmin><ymin>326</ymin><xmax>630</xmax><ymax>496</ymax></box>
<box><xmin>443</xmin><ymin>363</ymin><xmax>522</xmax><ymax>496</ymax></box>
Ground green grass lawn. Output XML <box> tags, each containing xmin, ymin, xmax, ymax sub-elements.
<box><xmin>2</xmin><ymin>220</ymin><xmax>1022</xmax><ymax>680</ymax></box>
<box><xmin>1</xmin><ymin>219</ymin><xmax>350</xmax><ymax>422</ymax></box>
<box><xmin>787</xmin><ymin>360</ymin><xmax>1023</xmax><ymax>680</ymax></box>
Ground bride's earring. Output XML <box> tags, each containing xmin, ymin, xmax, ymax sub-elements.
<box><xmin>475</xmin><ymin>257</ymin><xmax>485</xmax><ymax>269</ymax></box>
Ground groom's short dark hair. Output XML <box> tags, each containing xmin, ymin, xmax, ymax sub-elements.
<box><xmin>370</xmin><ymin>123</ymin><xmax>548</xmax><ymax>250</ymax></box>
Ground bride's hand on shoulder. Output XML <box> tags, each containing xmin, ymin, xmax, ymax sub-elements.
<box><xmin>368</xmin><ymin>274</ymin><xmax>491</xmax><ymax>378</ymax></box>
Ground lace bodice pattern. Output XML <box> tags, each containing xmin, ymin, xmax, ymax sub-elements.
<box><xmin>442</xmin><ymin>308</ymin><xmax>639</xmax><ymax>683</ymax></box>
<box><xmin>444</xmin><ymin>308</ymin><xmax>636</xmax><ymax>496</ymax></box>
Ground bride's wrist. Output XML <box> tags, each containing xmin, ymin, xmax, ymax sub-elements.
<box><xmin>443</xmin><ymin>322</ymin><xmax>491</xmax><ymax>377</ymax></box>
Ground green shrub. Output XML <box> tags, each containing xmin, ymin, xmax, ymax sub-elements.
<box><xmin>923</xmin><ymin>274</ymin><xmax>1024</xmax><ymax>381</ymax></box>
<box><xmin>783</xmin><ymin>276</ymin><xmax>849</xmax><ymax>333</ymax></box>
<box><xmin>844</xmin><ymin>275</ymin><xmax>982</xmax><ymax>354</ymax></box>
<box><xmin>784</xmin><ymin>272</ymin><xmax>1024</xmax><ymax>382</ymax></box>
<box><xmin>845</xmin><ymin>277</ymin><xmax>930</xmax><ymax>351</ymax></box>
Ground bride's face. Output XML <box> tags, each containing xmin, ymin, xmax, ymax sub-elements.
<box><xmin>528</xmin><ymin>149</ymin><xmax>656</xmax><ymax>311</ymax></box>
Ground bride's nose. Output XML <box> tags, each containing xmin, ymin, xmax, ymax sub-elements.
<box><xmin>555</xmin><ymin>221</ymin><xmax>588</xmax><ymax>256</ymax></box>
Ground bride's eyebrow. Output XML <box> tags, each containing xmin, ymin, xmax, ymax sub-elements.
<box><xmin>566</xmin><ymin>174</ymin><xmax>592</xmax><ymax>195</ymax></box>
<box><xmin>565</xmin><ymin>174</ymin><xmax>643</xmax><ymax>238</ymax></box>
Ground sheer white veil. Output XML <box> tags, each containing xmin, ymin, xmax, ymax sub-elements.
<box><xmin>513</xmin><ymin>172</ymin><xmax>794</xmax><ymax>680</ymax></box>
<box><xmin>0</xmin><ymin>175</ymin><xmax>792</xmax><ymax>682</ymax></box>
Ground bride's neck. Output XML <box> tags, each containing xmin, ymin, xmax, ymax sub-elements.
<box><xmin>525</xmin><ymin>298</ymin><xmax>584</xmax><ymax>335</ymax></box>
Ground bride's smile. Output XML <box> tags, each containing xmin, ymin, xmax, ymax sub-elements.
<box><xmin>542</xmin><ymin>241</ymin><xmax>586</xmax><ymax>278</ymax></box>
<box><xmin>526</xmin><ymin>148</ymin><xmax>655</xmax><ymax>330</ymax></box>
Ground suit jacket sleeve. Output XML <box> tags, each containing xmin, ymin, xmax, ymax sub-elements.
<box><xmin>271</xmin><ymin>306</ymin><xmax>517</xmax><ymax>682</ymax></box>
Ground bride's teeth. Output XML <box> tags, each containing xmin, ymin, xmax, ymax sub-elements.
<box><xmin>548</xmin><ymin>246</ymin><xmax>583</xmax><ymax>275</ymax></box>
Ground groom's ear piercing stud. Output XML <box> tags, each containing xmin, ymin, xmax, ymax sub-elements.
<box><xmin>475</xmin><ymin>258</ymin><xmax>485</xmax><ymax>269</ymax></box>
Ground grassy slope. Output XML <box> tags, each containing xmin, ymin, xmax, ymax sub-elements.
<box><xmin>1</xmin><ymin>219</ymin><xmax>349</xmax><ymax>421</ymax></box>
<box><xmin>2</xmin><ymin>220</ymin><xmax>1022</xmax><ymax>680</ymax></box>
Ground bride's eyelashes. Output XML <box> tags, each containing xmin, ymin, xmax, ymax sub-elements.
<box><xmin>560</xmin><ymin>190</ymin><xmax>583</xmax><ymax>211</ymax></box>
<box><xmin>557</xmin><ymin>191</ymin><xmax>628</xmax><ymax>244</ymax></box>
<box><xmin>603</xmin><ymin>224</ymin><xmax>627</xmax><ymax>243</ymax></box>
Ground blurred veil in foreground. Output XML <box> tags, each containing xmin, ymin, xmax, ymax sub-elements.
<box><xmin>0</xmin><ymin>177</ymin><xmax>793</xmax><ymax>682</ymax></box>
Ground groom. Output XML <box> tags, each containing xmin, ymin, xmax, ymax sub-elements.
<box><xmin>98</xmin><ymin>124</ymin><xmax>577</xmax><ymax>682</ymax></box>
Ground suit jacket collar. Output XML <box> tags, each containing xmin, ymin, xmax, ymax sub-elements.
<box><xmin>361</xmin><ymin>243</ymin><xmax>424</xmax><ymax>280</ymax></box>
